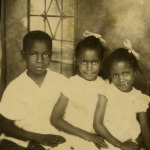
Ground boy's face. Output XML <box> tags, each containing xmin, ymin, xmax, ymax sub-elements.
<box><xmin>22</xmin><ymin>40</ymin><xmax>52</xmax><ymax>75</ymax></box>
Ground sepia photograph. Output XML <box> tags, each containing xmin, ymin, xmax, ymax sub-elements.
<box><xmin>0</xmin><ymin>0</ymin><xmax>150</xmax><ymax>150</ymax></box>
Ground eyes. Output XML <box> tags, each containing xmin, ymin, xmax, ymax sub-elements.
<box><xmin>123</xmin><ymin>72</ymin><xmax>129</xmax><ymax>76</ymax></box>
<box><xmin>30</xmin><ymin>53</ymin><xmax>37</xmax><ymax>57</ymax></box>
<box><xmin>112</xmin><ymin>72</ymin><xmax>130</xmax><ymax>78</ymax></box>
<box><xmin>81</xmin><ymin>60</ymin><xmax>100</xmax><ymax>65</ymax></box>
<box><xmin>28</xmin><ymin>52</ymin><xmax>51</xmax><ymax>57</ymax></box>
<box><xmin>43</xmin><ymin>53</ymin><xmax>51</xmax><ymax>57</ymax></box>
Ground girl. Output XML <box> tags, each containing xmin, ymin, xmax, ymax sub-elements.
<box><xmin>51</xmin><ymin>32</ymin><xmax>108</xmax><ymax>150</ymax></box>
<box><xmin>94</xmin><ymin>40</ymin><xmax>150</xmax><ymax>150</ymax></box>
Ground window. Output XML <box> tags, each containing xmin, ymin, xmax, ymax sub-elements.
<box><xmin>28</xmin><ymin>0</ymin><xmax>76</xmax><ymax>77</ymax></box>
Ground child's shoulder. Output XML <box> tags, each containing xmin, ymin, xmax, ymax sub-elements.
<box><xmin>132</xmin><ymin>87</ymin><xmax>150</xmax><ymax>101</ymax></box>
<box><xmin>131</xmin><ymin>88</ymin><xmax>150</xmax><ymax>112</ymax></box>
<box><xmin>2</xmin><ymin>71</ymin><xmax>28</xmax><ymax>95</ymax></box>
<box><xmin>7</xmin><ymin>71</ymin><xmax>27</xmax><ymax>87</ymax></box>
<box><xmin>97</xmin><ymin>76</ymin><xmax>109</xmax><ymax>84</ymax></box>
<box><xmin>96</xmin><ymin>78</ymin><xmax>111</xmax><ymax>95</ymax></box>
<box><xmin>68</xmin><ymin>75</ymin><xmax>84</xmax><ymax>82</ymax></box>
<box><xmin>46</xmin><ymin>69</ymin><xmax>68</xmax><ymax>81</ymax></box>
<box><xmin>68</xmin><ymin>75</ymin><xmax>107</xmax><ymax>84</ymax></box>
<box><xmin>69</xmin><ymin>74</ymin><xmax>79</xmax><ymax>79</ymax></box>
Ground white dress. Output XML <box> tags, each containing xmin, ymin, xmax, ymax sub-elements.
<box><xmin>100</xmin><ymin>83</ymin><xmax>150</xmax><ymax>150</ymax></box>
<box><xmin>59</xmin><ymin>75</ymin><xmax>108</xmax><ymax>150</ymax></box>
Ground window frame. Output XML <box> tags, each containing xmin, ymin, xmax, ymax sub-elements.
<box><xmin>27</xmin><ymin>0</ymin><xmax>77</xmax><ymax>74</ymax></box>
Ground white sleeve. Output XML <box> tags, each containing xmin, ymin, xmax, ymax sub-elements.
<box><xmin>57</xmin><ymin>74</ymin><xmax>69</xmax><ymax>94</ymax></box>
<box><xmin>0</xmin><ymin>83</ymin><xmax>25</xmax><ymax>120</ymax></box>
<box><xmin>61</xmin><ymin>78</ymin><xmax>71</xmax><ymax>98</ymax></box>
<box><xmin>97</xmin><ymin>80</ymin><xmax>110</xmax><ymax>98</ymax></box>
<box><xmin>136</xmin><ymin>94</ymin><xmax>150</xmax><ymax>113</ymax></box>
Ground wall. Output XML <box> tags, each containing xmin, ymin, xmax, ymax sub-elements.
<box><xmin>3</xmin><ymin>0</ymin><xmax>28</xmax><ymax>85</ymax></box>
<box><xmin>1</xmin><ymin>0</ymin><xmax>150</xmax><ymax>95</ymax></box>
<box><xmin>76</xmin><ymin>0</ymin><xmax>150</xmax><ymax>95</ymax></box>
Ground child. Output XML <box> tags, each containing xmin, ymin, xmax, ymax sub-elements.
<box><xmin>0</xmin><ymin>30</ymin><xmax>66</xmax><ymax>150</ymax></box>
<box><xmin>51</xmin><ymin>33</ymin><xmax>108</xmax><ymax>150</ymax></box>
<box><xmin>94</xmin><ymin>40</ymin><xmax>150</xmax><ymax>150</ymax></box>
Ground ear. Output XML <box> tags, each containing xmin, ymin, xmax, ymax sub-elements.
<box><xmin>20</xmin><ymin>50</ymin><xmax>25</xmax><ymax>59</ymax></box>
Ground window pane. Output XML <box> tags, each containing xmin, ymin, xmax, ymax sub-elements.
<box><xmin>62</xmin><ymin>42</ymin><xmax>74</xmax><ymax>64</ymax></box>
<box><xmin>63</xmin><ymin>18</ymin><xmax>74</xmax><ymax>41</ymax></box>
<box><xmin>46</xmin><ymin>0</ymin><xmax>61</xmax><ymax>15</ymax></box>
<box><xmin>46</xmin><ymin>17</ymin><xmax>61</xmax><ymax>40</ymax></box>
<box><xmin>29</xmin><ymin>0</ymin><xmax>76</xmax><ymax>75</ymax></box>
<box><xmin>63</xmin><ymin>0</ymin><xmax>74</xmax><ymax>16</ymax></box>
<box><xmin>51</xmin><ymin>41</ymin><xmax>61</xmax><ymax>62</ymax></box>
<box><xmin>57</xmin><ymin>0</ymin><xmax>62</xmax><ymax>10</ymax></box>
<box><xmin>30</xmin><ymin>0</ymin><xmax>44</xmax><ymax>15</ymax></box>
<box><xmin>30</xmin><ymin>17</ymin><xmax>45</xmax><ymax>31</ymax></box>
<box><xmin>55</xmin><ymin>20</ymin><xmax>61</xmax><ymax>40</ymax></box>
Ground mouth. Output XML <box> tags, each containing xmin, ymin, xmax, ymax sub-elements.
<box><xmin>117</xmin><ymin>83</ymin><xmax>128</xmax><ymax>86</ymax></box>
<box><xmin>85</xmin><ymin>72</ymin><xmax>95</xmax><ymax>75</ymax></box>
<box><xmin>35</xmin><ymin>67</ymin><xmax>44</xmax><ymax>70</ymax></box>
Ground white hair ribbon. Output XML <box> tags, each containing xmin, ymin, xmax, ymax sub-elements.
<box><xmin>83</xmin><ymin>30</ymin><xmax>106</xmax><ymax>44</ymax></box>
<box><xmin>123</xmin><ymin>39</ymin><xmax>139</xmax><ymax>60</ymax></box>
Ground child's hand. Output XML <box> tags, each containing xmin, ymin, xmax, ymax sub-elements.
<box><xmin>27</xmin><ymin>141</ymin><xmax>46</xmax><ymax>150</ymax></box>
<box><xmin>85</xmin><ymin>133</ymin><xmax>108</xmax><ymax>148</ymax></box>
<box><xmin>136</xmin><ymin>134</ymin><xmax>145</xmax><ymax>148</ymax></box>
<box><xmin>120</xmin><ymin>140</ymin><xmax>141</xmax><ymax>150</ymax></box>
<box><xmin>38</xmin><ymin>134</ymin><xmax>66</xmax><ymax>147</ymax></box>
<box><xmin>94</xmin><ymin>142</ymin><xmax>101</xmax><ymax>149</ymax></box>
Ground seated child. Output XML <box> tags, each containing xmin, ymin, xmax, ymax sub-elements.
<box><xmin>94</xmin><ymin>40</ymin><xmax>150</xmax><ymax>150</ymax></box>
<box><xmin>0</xmin><ymin>30</ymin><xmax>66</xmax><ymax>150</ymax></box>
<box><xmin>51</xmin><ymin>33</ymin><xmax>108</xmax><ymax>150</ymax></box>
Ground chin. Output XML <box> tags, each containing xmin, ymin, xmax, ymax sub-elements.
<box><xmin>34</xmin><ymin>70</ymin><xmax>47</xmax><ymax>75</ymax></box>
<box><xmin>117</xmin><ymin>87</ymin><xmax>132</xmax><ymax>92</ymax></box>
<box><xmin>84</xmin><ymin>76</ymin><xmax>97</xmax><ymax>81</ymax></box>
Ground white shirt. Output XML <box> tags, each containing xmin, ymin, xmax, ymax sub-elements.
<box><xmin>0</xmin><ymin>69</ymin><xmax>67</xmax><ymax>148</ymax></box>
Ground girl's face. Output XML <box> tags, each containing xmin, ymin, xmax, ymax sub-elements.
<box><xmin>77</xmin><ymin>49</ymin><xmax>101</xmax><ymax>81</ymax></box>
<box><xmin>110</xmin><ymin>61</ymin><xmax>135</xmax><ymax>92</ymax></box>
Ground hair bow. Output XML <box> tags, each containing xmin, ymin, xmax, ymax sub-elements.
<box><xmin>123</xmin><ymin>39</ymin><xmax>139</xmax><ymax>60</ymax></box>
<box><xmin>83</xmin><ymin>30</ymin><xmax>106</xmax><ymax>44</ymax></box>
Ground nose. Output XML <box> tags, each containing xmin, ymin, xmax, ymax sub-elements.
<box><xmin>87</xmin><ymin>62</ymin><xmax>92</xmax><ymax>70</ymax></box>
<box><xmin>118</xmin><ymin>74</ymin><xmax>124</xmax><ymax>82</ymax></box>
<box><xmin>36</xmin><ymin>54</ymin><xmax>43</xmax><ymax>63</ymax></box>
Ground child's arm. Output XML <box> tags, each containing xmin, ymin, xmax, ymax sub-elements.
<box><xmin>138</xmin><ymin>112</ymin><xmax>150</xmax><ymax>150</ymax></box>
<box><xmin>2</xmin><ymin>115</ymin><xmax>66</xmax><ymax>147</ymax></box>
<box><xmin>50</xmin><ymin>93</ymin><xmax>107</xmax><ymax>148</ymax></box>
<box><xmin>93</xmin><ymin>94</ymin><xmax>140</xmax><ymax>150</ymax></box>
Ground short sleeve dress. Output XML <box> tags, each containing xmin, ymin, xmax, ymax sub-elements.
<box><xmin>101</xmin><ymin>83</ymin><xmax>150</xmax><ymax>150</ymax></box>
<box><xmin>58</xmin><ymin>75</ymin><xmax>108</xmax><ymax>150</ymax></box>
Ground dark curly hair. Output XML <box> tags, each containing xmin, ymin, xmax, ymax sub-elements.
<box><xmin>75</xmin><ymin>36</ymin><xmax>105</xmax><ymax>59</ymax></box>
<box><xmin>102</xmin><ymin>48</ymin><xmax>142</xmax><ymax>80</ymax></box>
<box><xmin>23</xmin><ymin>30</ymin><xmax>52</xmax><ymax>52</ymax></box>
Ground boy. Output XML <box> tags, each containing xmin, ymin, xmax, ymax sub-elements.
<box><xmin>0</xmin><ymin>30</ymin><xmax>66</xmax><ymax>150</ymax></box>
